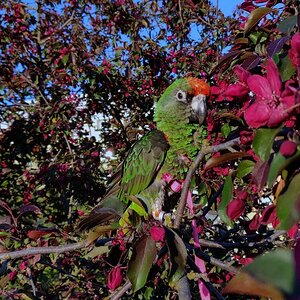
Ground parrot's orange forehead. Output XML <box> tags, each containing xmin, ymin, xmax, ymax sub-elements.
<box><xmin>187</xmin><ymin>77</ymin><xmax>210</xmax><ymax>96</ymax></box>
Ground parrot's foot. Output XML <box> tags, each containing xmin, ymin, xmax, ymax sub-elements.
<box><xmin>152</xmin><ymin>209</ymin><xmax>174</xmax><ymax>227</ymax></box>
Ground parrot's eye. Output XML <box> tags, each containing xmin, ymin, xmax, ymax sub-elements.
<box><xmin>176</xmin><ymin>90</ymin><xmax>187</xmax><ymax>102</ymax></box>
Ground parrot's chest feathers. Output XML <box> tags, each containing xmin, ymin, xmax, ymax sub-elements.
<box><xmin>158</xmin><ymin>122</ymin><xmax>203</xmax><ymax>179</ymax></box>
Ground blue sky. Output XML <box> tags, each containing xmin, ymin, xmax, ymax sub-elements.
<box><xmin>211</xmin><ymin>0</ymin><xmax>244</xmax><ymax>16</ymax></box>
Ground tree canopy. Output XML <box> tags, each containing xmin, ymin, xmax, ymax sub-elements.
<box><xmin>0</xmin><ymin>0</ymin><xmax>300</xmax><ymax>299</ymax></box>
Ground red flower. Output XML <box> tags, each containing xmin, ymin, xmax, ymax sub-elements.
<box><xmin>240</xmin><ymin>130</ymin><xmax>254</xmax><ymax>145</ymax></box>
<box><xmin>260</xmin><ymin>204</ymin><xmax>277</xmax><ymax>225</ymax></box>
<box><xmin>150</xmin><ymin>226</ymin><xmax>165</xmax><ymax>242</ymax></box>
<box><xmin>249</xmin><ymin>212</ymin><xmax>260</xmax><ymax>231</ymax></box>
<box><xmin>211</xmin><ymin>81</ymin><xmax>231</xmax><ymax>102</ymax></box>
<box><xmin>279</xmin><ymin>140</ymin><xmax>297</xmax><ymax>157</ymax></box>
<box><xmin>225</xmin><ymin>65</ymin><xmax>250</xmax><ymax>98</ymax></box>
<box><xmin>227</xmin><ymin>190</ymin><xmax>248</xmax><ymax>220</ymax></box>
<box><xmin>240</xmin><ymin>1</ymin><xmax>256</xmax><ymax>12</ymax></box>
<box><xmin>288</xmin><ymin>33</ymin><xmax>300</xmax><ymax>67</ymax></box>
<box><xmin>107</xmin><ymin>266</ymin><xmax>123</xmax><ymax>290</ymax></box>
<box><xmin>244</xmin><ymin>59</ymin><xmax>295</xmax><ymax>128</ymax></box>
<box><xmin>287</xmin><ymin>223</ymin><xmax>298</xmax><ymax>239</ymax></box>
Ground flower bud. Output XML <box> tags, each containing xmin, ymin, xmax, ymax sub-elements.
<box><xmin>280</xmin><ymin>140</ymin><xmax>297</xmax><ymax>157</ymax></box>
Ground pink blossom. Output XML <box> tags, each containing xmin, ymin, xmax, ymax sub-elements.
<box><xmin>211</xmin><ymin>81</ymin><xmax>232</xmax><ymax>102</ymax></box>
<box><xmin>244</xmin><ymin>59</ymin><xmax>295</xmax><ymax>128</ymax></box>
<box><xmin>107</xmin><ymin>266</ymin><xmax>123</xmax><ymax>290</ymax></box>
<box><xmin>287</xmin><ymin>223</ymin><xmax>298</xmax><ymax>239</ymax></box>
<box><xmin>8</xmin><ymin>271</ymin><xmax>17</xmax><ymax>281</ymax></box>
<box><xmin>150</xmin><ymin>226</ymin><xmax>165</xmax><ymax>242</ymax></box>
<box><xmin>20</xmin><ymin>261</ymin><xmax>27</xmax><ymax>270</ymax></box>
<box><xmin>288</xmin><ymin>33</ymin><xmax>300</xmax><ymax>67</ymax></box>
<box><xmin>240</xmin><ymin>1</ymin><xmax>256</xmax><ymax>12</ymax></box>
<box><xmin>224</xmin><ymin>65</ymin><xmax>251</xmax><ymax>98</ymax></box>
<box><xmin>91</xmin><ymin>151</ymin><xmax>99</xmax><ymax>158</ymax></box>
<box><xmin>240</xmin><ymin>130</ymin><xmax>254</xmax><ymax>144</ymax></box>
<box><xmin>239</xmin><ymin>257</ymin><xmax>254</xmax><ymax>265</ymax></box>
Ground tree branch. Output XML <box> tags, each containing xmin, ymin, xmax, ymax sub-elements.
<box><xmin>0</xmin><ymin>241</ymin><xmax>88</xmax><ymax>261</ymax></box>
<box><xmin>174</xmin><ymin>138</ymin><xmax>241</xmax><ymax>229</ymax></box>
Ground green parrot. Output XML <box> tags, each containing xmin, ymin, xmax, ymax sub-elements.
<box><xmin>79</xmin><ymin>77</ymin><xmax>210</xmax><ymax>230</ymax></box>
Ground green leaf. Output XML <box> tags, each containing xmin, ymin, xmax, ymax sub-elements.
<box><xmin>224</xmin><ymin>250</ymin><xmax>294</xmax><ymax>299</ymax></box>
<box><xmin>277</xmin><ymin>173</ymin><xmax>300</xmax><ymax>230</ymax></box>
<box><xmin>279</xmin><ymin>54</ymin><xmax>296</xmax><ymax>82</ymax></box>
<box><xmin>223</xmin><ymin>272</ymin><xmax>284</xmax><ymax>299</ymax></box>
<box><xmin>204</xmin><ymin>152</ymin><xmax>250</xmax><ymax>171</ymax></box>
<box><xmin>61</xmin><ymin>54</ymin><xmax>69</xmax><ymax>66</ymax></box>
<box><xmin>244</xmin><ymin>249</ymin><xmax>295</xmax><ymax>294</ymax></box>
<box><xmin>253</xmin><ymin>127</ymin><xmax>282</xmax><ymax>162</ymax></box>
<box><xmin>165</xmin><ymin>228</ymin><xmax>187</xmax><ymax>288</ymax></box>
<box><xmin>244</xmin><ymin>8</ymin><xmax>272</xmax><ymax>35</ymax></box>
<box><xmin>237</xmin><ymin>160</ymin><xmax>255</xmax><ymax>178</ymax></box>
<box><xmin>267</xmin><ymin>149</ymin><xmax>300</xmax><ymax>186</ymax></box>
<box><xmin>277</xmin><ymin>15</ymin><xmax>297</xmax><ymax>34</ymax></box>
<box><xmin>127</xmin><ymin>234</ymin><xmax>156</xmax><ymax>292</ymax></box>
<box><xmin>221</xmin><ymin>123</ymin><xmax>231</xmax><ymax>138</ymax></box>
<box><xmin>218</xmin><ymin>175</ymin><xmax>233</xmax><ymax>226</ymax></box>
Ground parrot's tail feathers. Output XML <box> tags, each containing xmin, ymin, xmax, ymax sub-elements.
<box><xmin>78</xmin><ymin>207</ymin><xmax>121</xmax><ymax>231</ymax></box>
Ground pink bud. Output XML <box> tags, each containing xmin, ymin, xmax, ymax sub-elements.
<box><xmin>280</xmin><ymin>140</ymin><xmax>297</xmax><ymax>157</ymax></box>
<box><xmin>226</xmin><ymin>198</ymin><xmax>245</xmax><ymax>220</ymax></box>
<box><xmin>20</xmin><ymin>261</ymin><xmax>27</xmax><ymax>270</ymax></box>
<box><xmin>260</xmin><ymin>204</ymin><xmax>277</xmax><ymax>225</ymax></box>
<box><xmin>107</xmin><ymin>266</ymin><xmax>123</xmax><ymax>290</ymax></box>
<box><xmin>77</xmin><ymin>210</ymin><xmax>85</xmax><ymax>216</ymax></box>
<box><xmin>8</xmin><ymin>271</ymin><xmax>17</xmax><ymax>281</ymax></box>
<box><xmin>249</xmin><ymin>213</ymin><xmax>260</xmax><ymax>231</ymax></box>
<box><xmin>150</xmin><ymin>226</ymin><xmax>165</xmax><ymax>242</ymax></box>
<box><xmin>287</xmin><ymin>223</ymin><xmax>298</xmax><ymax>239</ymax></box>
<box><xmin>91</xmin><ymin>151</ymin><xmax>99</xmax><ymax>158</ymax></box>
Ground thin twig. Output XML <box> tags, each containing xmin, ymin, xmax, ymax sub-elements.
<box><xmin>174</xmin><ymin>138</ymin><xmax>240</xmax><ymax>229</ymax></box>
<box><xmin>110</xmin><ymin>280</ymin><xmax>132</xmax><ymax>300</ymax></box>
<box><xmin>210</xmin><ymin>256</ymin><xmax>238</xmax><ymax>274</ymax></box>
<box><xmin>0</xmin><ymin>241</ymin><xmax>88</xmax><ymax>261</ymax></box>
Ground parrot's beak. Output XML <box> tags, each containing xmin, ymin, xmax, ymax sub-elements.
<box><xmin>191</xmin><ymin>94</ymin><xmax>207</xmax><ymax>125</ymax></box>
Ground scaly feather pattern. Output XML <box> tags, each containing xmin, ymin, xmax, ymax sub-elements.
<box><xmin>154</xmin><ymin>78</ymin><xmax>207</xmax><ymax>178</ymax></box>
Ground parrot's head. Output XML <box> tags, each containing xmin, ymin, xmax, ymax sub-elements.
<box><xmin>154</xmin><ymin>77</ymin><xmax>210</xmax><ymax>126</ymax></box>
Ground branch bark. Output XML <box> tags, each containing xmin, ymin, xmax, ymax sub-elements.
<box><xmin>174</xmin><ymin>137</ymin><xmax>241</xmax><ymax>229</ymax></box>
<box><xmin>0</xmin><ymin>241</ymin><xmax>88</xmax><ymax>261</ymax></box>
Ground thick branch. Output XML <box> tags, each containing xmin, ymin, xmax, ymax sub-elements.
<box><xmin>174</xmin><ymin>138</ymin><xmax>240</xmax><ymax>229</ymax></box>
<box><xmin>0</xmin><ymin>241</ymin><xmax>88</xmax><ymax>261</ymax></box>
<box><xmin>175</xmin><ymin>275</ymin><xmax>192</xmax><ymax>300</ymax></box>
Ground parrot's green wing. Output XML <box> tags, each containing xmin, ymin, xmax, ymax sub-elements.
<box><xmin>119</xmin><ymin>129</ymin><xmax>169</xmax><ymax>199</ymax></box>
<box><xmin>78</xmin><ymin>130</ymin><xmax>169</xmax><ymax>230</ymax></box>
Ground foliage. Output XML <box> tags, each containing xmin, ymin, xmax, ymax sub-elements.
<box><xmin>0</xmin><ymin>0</ymin><xmax>299</xmax><ymax>299</ymax></box>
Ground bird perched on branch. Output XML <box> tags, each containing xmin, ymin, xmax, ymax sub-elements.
<box><xmin>79</xmin><ymin>78</ymin><xmax>210</xmax><ymax>230</ymax></box>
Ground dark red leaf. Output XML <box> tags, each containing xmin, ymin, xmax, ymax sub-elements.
<box><xmin>267</xmin><ymin>36</ymin><xmax>290</xmax><ymax>58</ymax></box>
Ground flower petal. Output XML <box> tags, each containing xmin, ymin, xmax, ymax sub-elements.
<box><xmin>265</xmin><ymin>59</ymin><xmax>282</xmax><ymax>96</ymax></box>
<box><xmin>226</xmin><ymin>198</ymin><xmax>245</xmax><ymax>220</ymax></box>
<box><xmin>247</xmin><ymin>75</ymin><xmax>272</xmax><ymax>99</ymax></box>
<box><xmin>233</xmin><ymin>65</ymin><xmax>250</xmax><ymax>83</ymax></box>
<box><xmin>244</xmin><ymin>101</ymin><xmax>270</xmax><ymax>128</ymax></box>
<box><xmin>225</xmin><ymin>83</ymin><xmax>249</xmax><ymax>97</ymax></box>
<box><xmin>267</xmin><ymin>107</ymin><xmax>288</xmax><ymax>127</ymax></box>
<box><xmin>289</xmin><ymin>32</ymin><xmax>300</xmax><ymax>67</ymax></box>
<box><xmin>107</xmin><ymin>266</ymin><xmax>123</xmax><ymax>290</ymax></box>
<box><xmin>260</xmin><ymin>204</ymin><xmax>277</xmax><ymax>225</ymax></box>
